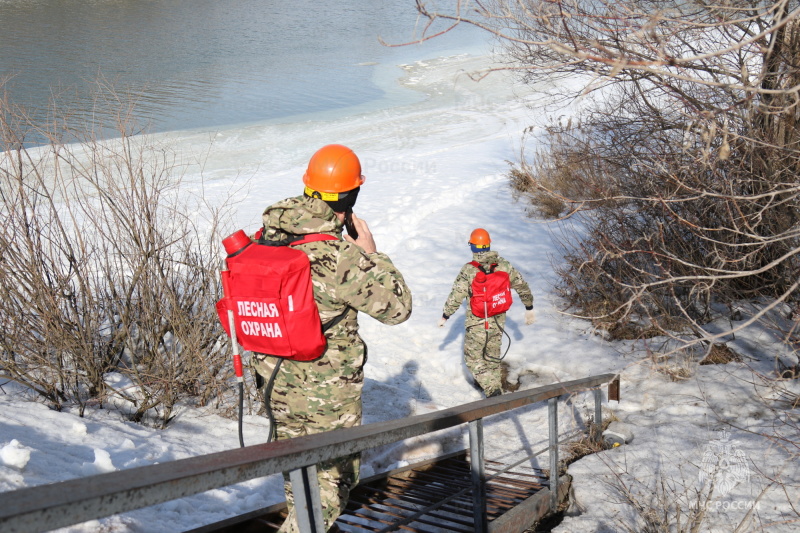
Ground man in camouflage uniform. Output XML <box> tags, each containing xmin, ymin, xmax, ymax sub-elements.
<box><xmin>438</xmin><ymin>228</ymin><xmax>534</xmax><ymax>397</ymax></box>
<box><xmin>251</xmin><ymin>144</ymin><xmax>412</xmax><ymax>532</ymax></box>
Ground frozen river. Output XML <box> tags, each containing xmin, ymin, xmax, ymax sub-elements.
<box><xmin>0</xmin><ymin>0</ymin><xmax>488</xmax><ymax>142</ymax></box>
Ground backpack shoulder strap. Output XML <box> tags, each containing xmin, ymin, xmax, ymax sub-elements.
<box><xmin>322</xmin><ymin>307</ymin><xmax>349</xmax><ymax>333</ymax></box>
<box><xmin>469</xmin><ymin>260</ymin><xmax>485</xmax><ymax>274</ymax></box>
<box><xmin>289</xmin><ymin>234</ymin><xmax>339</xmax><ymax>246</ymax></box>
<box><xmin>470</xmin><ymin>261</ymin><xmax>499</xmax><ymax>274</ymax></box>
<box><xmin>252</xmin><ymin>227</ymin><xmax>339</xmax><ymax>247</ymax></box>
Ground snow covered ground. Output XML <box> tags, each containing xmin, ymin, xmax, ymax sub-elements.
<box><xmin>1</xmin><ymin>52</ymin><xmax>799</xmax><ymax>532</ymax></box>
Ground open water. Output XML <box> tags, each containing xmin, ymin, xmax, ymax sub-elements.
<box><xmin>0</xmin><ymin>0</ymin><xmax>487</xmax><ymax>143</ymax></box>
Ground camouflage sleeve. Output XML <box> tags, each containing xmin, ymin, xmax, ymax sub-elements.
<box><xmin>442</xmin><ymin>264</ymin><xmax>475</xmax><ymax>318</ymax></box>
<box><xmin>333</xmin><ymin>247</ymin><xmax>412</xmax><ymax>325</ymax></box>
<box><xmin>507</xmin><ymin>263</ymin><xmax>534</xmax><ymax>309</ymax></box>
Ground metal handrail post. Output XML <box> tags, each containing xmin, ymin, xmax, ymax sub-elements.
<box><xmin>289</xmin><ymin>465</ymin><xmax>325</xmax><ymax>533</ymax></box>
<box><xmin>593</xmin><ymin>388</ymin><xmax>603</xmax><ymax>442</ymax></box>
<box><xmin>548</xmin><ymin>396</ymin><xmax>559</xmax><ymax>512</ymax></box>
<box><xmin>468</xmin><ymin>418</ymin><xmax>486</xmax><ymax>533</ymax></box>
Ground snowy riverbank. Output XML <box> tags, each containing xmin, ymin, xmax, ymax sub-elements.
<box><xmin>1</xmin><ymin>52</ymin><xmax>798</xmax><ymax>532</ymax></box>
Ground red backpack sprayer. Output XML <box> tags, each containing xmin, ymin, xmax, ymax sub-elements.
<box><xmin>469</xmin><ymin>260</ymin><xmax>514</xmax><ymax>361</ymax></box>
<box><xmin>216</xmin><ymin>229</ymin><xmax>341</xmax><ymax>447</ymax></box>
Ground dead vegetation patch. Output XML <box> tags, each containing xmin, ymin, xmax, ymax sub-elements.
<box><xmin>699</xmin><ymin>343</ymin><xmax>743</xmax><ymax>365</ymax></box>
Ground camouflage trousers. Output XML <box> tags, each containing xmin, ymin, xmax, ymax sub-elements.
<box><xmin>464</xmin><ymin>313</ymin><xmax>506</xmax><ymax>397</ymax></box>
<box><xmin>252</xmin><ymin>336</ymin><xmax>366</xmax><ymax>533</ymax></box>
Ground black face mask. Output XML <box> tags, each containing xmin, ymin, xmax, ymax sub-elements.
<box><xmin>305</xmin><ymin>186</ymin><xmax>360</xmax><ymax>213</ymax></box>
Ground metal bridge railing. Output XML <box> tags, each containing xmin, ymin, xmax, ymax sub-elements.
<box><xmin>0</xmin><ymin>373</ymin><xmax>619</xmax><ymax>533</ymax></box>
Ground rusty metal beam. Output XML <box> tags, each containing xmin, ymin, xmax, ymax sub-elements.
<box><xmin>488</xmin><ymin>475</ymin><xmax>571</xmax><ymax>533</ymax></box>
<box><xmin>609</xmin><ymin>375</ymin><xmax>620</xmax><ymax>402</ymax></box>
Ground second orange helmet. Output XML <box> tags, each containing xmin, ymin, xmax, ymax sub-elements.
<box><xmin>469</xmin><ymin>228</ymin><xmax>491</xmax><ymax>246</ymax></box>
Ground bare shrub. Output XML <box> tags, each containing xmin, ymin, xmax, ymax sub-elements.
<box><xmin>509</xmin><ymin>126</ymin><xmax>620</xmax><ymax>219</ymax></box>
<box><xmin>603</xmin><ymin>465</ymin><xmax>711</xmax><ymax>533</ymax></box>
<box><xmin>0</xmin><ymin>139</ymin><xmax>121</xmax><ymax>413</ymax></box>
<box><xmin>0</xmin><ymin>83</ymin><xmax>235</xmax><ymax>426</ymax></box>
<box><xmin>541</xmin><ymin>92</ymin><xmax>800</xmax><ymax>342</ymax></box>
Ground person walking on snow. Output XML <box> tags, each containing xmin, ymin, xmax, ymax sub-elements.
<box><xmin>438</xmin><ymin>228</ymin><xmax>534</xmax><ymax>397</ymax></box>
<box><xmin>251</xmin><ymin>144</ymin><xmax>412</xmax><ymax>532</ymax></box>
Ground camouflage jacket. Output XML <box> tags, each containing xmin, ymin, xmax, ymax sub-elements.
<box><xmin>442</xmin><ymin>251</ymin><xmax>533</xmax><ymax>327</ymax></box>
<box><xmin>261</xmin><ymin>195</ymin><xmax>412</xmax><ymax>341</ymax></box>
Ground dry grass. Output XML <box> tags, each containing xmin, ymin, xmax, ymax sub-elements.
<box><xmin>699</xmin><ymin>343</ymin><xmax>743</xmax><ymax>365</ymax></box>
<box><xmin>508</xmin><ymin>141</ymin><xmax>614</xmax><ymax>220</ymax></box>
<box><xmin>649</xmin><ymin>351</ymin><xmax>695</xmax><ymax>382</ymax></box>
<box><xmin>562</xmin><ymin>414</ymin><xmax>619</xmax><ymax>467</ymax></box>
<box><xmin>509</xmin><ymin>163</ymin><xmax>567</xmax><ymax>219</ymax></box>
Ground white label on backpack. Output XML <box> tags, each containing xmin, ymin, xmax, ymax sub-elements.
<box><xmin>491</xmin><ymin>293</ymin><xmax>508</xmax><ymax>309</ymax></box>
<box><xmin>237</xmin><ymin>301</ymin><xmax>280</xmax><ymax>318</ymax></box>
<box><xmin>236</xmin><ymin>301</ymin><xmax>284</xmax><ymax>338</ymax></box>
<box><xmin>241</xmin><ymin>321</ymin><xmax>283</xmax><ymax>338</ymax></box>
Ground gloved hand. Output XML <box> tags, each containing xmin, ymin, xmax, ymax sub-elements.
<box><xmin>525</xmin><ymin>308</ymin><xmax>536</xmax><ymax>325</ymax></box>
<box><xmin>438</xmin><ymin>316</ymin><xmax>448</xmax><ymax>328</ymax></box>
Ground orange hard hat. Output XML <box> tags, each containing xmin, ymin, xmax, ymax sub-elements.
<box><xmin>469</xmin><ymin>228</ymin><xmax>491</xmax><ymax>246</ymax></box>
<box><xmin>302</xmin><ymin>144</ymin><xmax>365</xmax><ymax>193</ymax></box>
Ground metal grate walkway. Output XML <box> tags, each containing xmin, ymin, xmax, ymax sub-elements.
<box><xmin>337</xmin><ymin>452</ymin><xmax>550</xmax><ymax>532</ymax></box>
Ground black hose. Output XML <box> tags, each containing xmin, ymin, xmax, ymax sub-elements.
<box><xmin>264</xmin><ymin>358</ymin><xmax>284</xmax><ymax>443</ymax></box>
<box><xmin>237</xmin><ymin>381</ymin><xmax>244</xmax><ymax>448</ymax></box>
<box><xmin>237</xmin><ymin>356</ymin><xmax>281</xmax><ymax>448</ymax></box>
<box><xmin>483</xmin><ymin>315</ymin><xmax>512</xmax><ymax>362</ymax></box>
